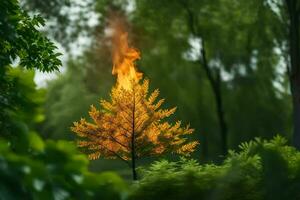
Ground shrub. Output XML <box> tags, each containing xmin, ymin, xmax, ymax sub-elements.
<box><xmin>0</xmin><ymin>133</ymin><xmax>128</xmax><ymax>200</ymax></box>
<box><xmin>129</xmin><ymin>136</ymin><xmax>300</xmax><ymax>200</ymax></box>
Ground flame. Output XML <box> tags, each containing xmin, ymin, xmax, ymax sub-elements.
<box><xmin>110</xmin><ymin>18</ymin><xmax>142</xmax><ymax>90</ymax></box>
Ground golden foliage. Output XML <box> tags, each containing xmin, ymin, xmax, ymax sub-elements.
<box><xmin>71</xmin><ymin>79</ymin><xmax>199</xmax><ymax>162</ymax></box>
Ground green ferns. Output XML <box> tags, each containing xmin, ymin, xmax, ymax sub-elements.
<box><xmin>129</xmin><ymin>136</ymin><xmax>300</xmax><ymax>200</ymax></box>
<box><xmin>1</xmin><ymin>135</ymin><xmax>300</xmax><ymax>200</ymax></box>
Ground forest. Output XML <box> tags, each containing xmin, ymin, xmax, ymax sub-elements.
<box><xmin>1</xmin><ymin>0</ymin><xmax>300</xmax><ymax>199</ymax></box>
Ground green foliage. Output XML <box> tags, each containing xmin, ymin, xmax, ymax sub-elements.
<box><xmin>129</xmin><ymin>136</ymin><xmax>300</xmax><ymax>200</ymax></box>
<box><xmin>0</xmin><ymin>67</ymin><xmax>46</xmax><ymax>142</ymax></box>
<box><xmin>31</xmin><ymin>0</ymin><xmax>292</xmax><ymax>159</ymax></box>
<box><xmin>0</xmin><ymin>0</ymin><xmax>61</xmax><ymax>138</ymax></box>
<box><xmin>130</xmin><ymin>0</ymin><xmax>291</xmax><ymax>157</ymax></box>
<box><xmin>0</xmin><ymin>135</ymin><xmax>127</xmax><ymax>200</ymax></box>
<box><xmin>0</xmin><ymin>1</ymin><xmax>297</xmax><ymax>199</ymax></box>
<box><xmin>42</xmin><ymin>59</ymin><xmax>113</xmax><ymax>139</ymax></box>
<box><xmin>0</xmin><ymin>0</ymin><xmax>61</xmax><ymax>71</ymax></box>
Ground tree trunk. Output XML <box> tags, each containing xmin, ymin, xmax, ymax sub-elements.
<box><xmin>292</xmin><ymin>86</ymin><xmax>300</xmax><ymax>149</ymax></box>
<box><xmin>286</xmin><ymin>0</ymin><xmax>300</xmax><ymax>149</ymax></box>
<box><xmin>181</xmin><ymin>1</ymin><xmax>229</xmax><ymax>156</ymax></box>
<box><xmin>200</xmin><ymin>41</ymin><xmax>228</xmax><ymax>155</ymax></box>
<box><xmin>131</xmin><ymin>154</ymin><xmax>137</xmax><ymax>180</ymax></box>
<box><xmin>131</xmin><ymin>90</ymin><xmax>138</xmax><ymax>180</ymax></box>
<box><xmin>214</xmin><ymin>70</ymin><xmax>228</xmax><ymax>155</ymax></box>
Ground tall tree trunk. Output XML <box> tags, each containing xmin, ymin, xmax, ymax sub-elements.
<box><xmin>214</xmin><ymin>70</ymin><xmax>228</xmax><ymax>155</ymax></box>
<box><xmin>201</xmin><ymin>41</ymin><xmax>228</xmax><ymax>155</ymax></box>
<box><xmin>292</xmin><ymin>88</ymin><xmax>300</xmax><ymax>149</ymax></box>
<box><xmin>181</xmin><ymin>0</ymin><xmax>229</xmax><ymax>155</ymax></box>
<box><xmin>286</xmin><ymin>0</ymin><xmax>300</xmax><ymax>149</ymax></box>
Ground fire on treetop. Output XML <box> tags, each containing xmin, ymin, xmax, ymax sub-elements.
<box><xmin>109</xmin><ymin>16</ymin><xmax>142</xmax><ymax>90</ymax></box>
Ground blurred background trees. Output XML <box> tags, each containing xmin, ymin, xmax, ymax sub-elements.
<box><xmin>21</xmin><ymin>0</ymin><xmax>293</xmax><ymax>162</ymax></box>
<box><xmin>1</xmin><ymin>0</ymin><xmax>300</xmax><ymax>198</ymax></box>
<box><xmin>1</xmin><ymin>0</ymin><xmax>294</xmax><ymax>181</ymax></box>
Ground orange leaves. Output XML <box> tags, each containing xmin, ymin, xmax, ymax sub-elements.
<box><xmin>71</xmin><ymin>79</ymin><xmax>199</xmax><ymax>162</ymax></box>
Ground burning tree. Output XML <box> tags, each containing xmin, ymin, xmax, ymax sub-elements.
<box><xmin>71</xmin><ymin>17</ymin><xmax>198</xmax><ymax>180</ymax></box>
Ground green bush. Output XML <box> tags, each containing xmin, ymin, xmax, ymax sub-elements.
<box><xmin>0</xmin><ymin>134</ymin><xmax>128</xmax><ymax>200</ymax></box>
<box><xmin>129</xmin><ymin>136</ymin><xmax>300</xmax><ymax>200</ymax></box>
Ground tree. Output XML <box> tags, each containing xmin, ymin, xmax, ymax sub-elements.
<box><xmin>0</xmin><ymin>0</ymin><xmax>61</xmax><ymax>71</ymax></box>
<box><xmin>71</xmin><ymin>79</ymin><xmax>198</xmax><ymax>180</ymax></box>
<box><xmin>130</xmin><ymin>0</ymin><xmax>289</xmax><ymax>158</ymax></box>
<box><xmin>180</xmin><ymin>0</ymin><xmax>228</xmax><ymax>155</ymax></box>
<box><xmin>0</xmin><ymin>0</ymin><xmax>61</xmax><ymax>138</ymax></box>
<box><xmin>71</xmin><ymin>16</ymin><xmax>198</xmax><ymax>180</ymax></box>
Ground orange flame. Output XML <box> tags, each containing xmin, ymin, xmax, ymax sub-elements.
<box><xmin>110</xmin><ymin>18</ymin><xmax>142</xmax><ymax>90</ymax></box>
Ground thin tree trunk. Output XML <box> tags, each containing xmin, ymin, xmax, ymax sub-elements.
<box><xmin>131</xmin><ymin>89</ymin><xmax>137</xmax><ymax>180</ymax></box>
<box><xmin>131</xmin><ymin>151</ymin><xmax>137</xmax><ymax>180</ymax></box>
<box><xmin>214</xmin><ymin>70</ymin><xmax>228</xmax><ymax>155</ymax></box>
<box><xmin>200</xmin><ymin>41</ymin><xmax>228</xmax><ymax>155</ymax></box>
<box><xmin>285</xmin><ymin>0</ymin><xmax>300</xmax><ymax>149</ymax></box>
<box><xmin>181</xmin><ymin>0</ymin><xmax>229</xmax><ymax>155</ymax></box>
<box><xmin>292</xmin><ymin>90</ymin><xmax>300</xmax><ymax>149</ymax></box>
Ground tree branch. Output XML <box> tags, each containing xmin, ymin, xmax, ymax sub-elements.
<box><xmin>200</xmin><ymin>40</ymin><xmax>218</xmax><ymax>91</ymax></box>
<box><xmin>107</xmin><ymin>118</ymin><xmax>131</xmax><ymax>137</ymax></box>
<box><xmin>97</xmin><ymin>142</ymin><xmax>130</xmax><ymax>166</ymax></box>
<box><xmin>180</xmin><ymin>0</ymin><xmax>198</xmax><ymax>35</ymax></box>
